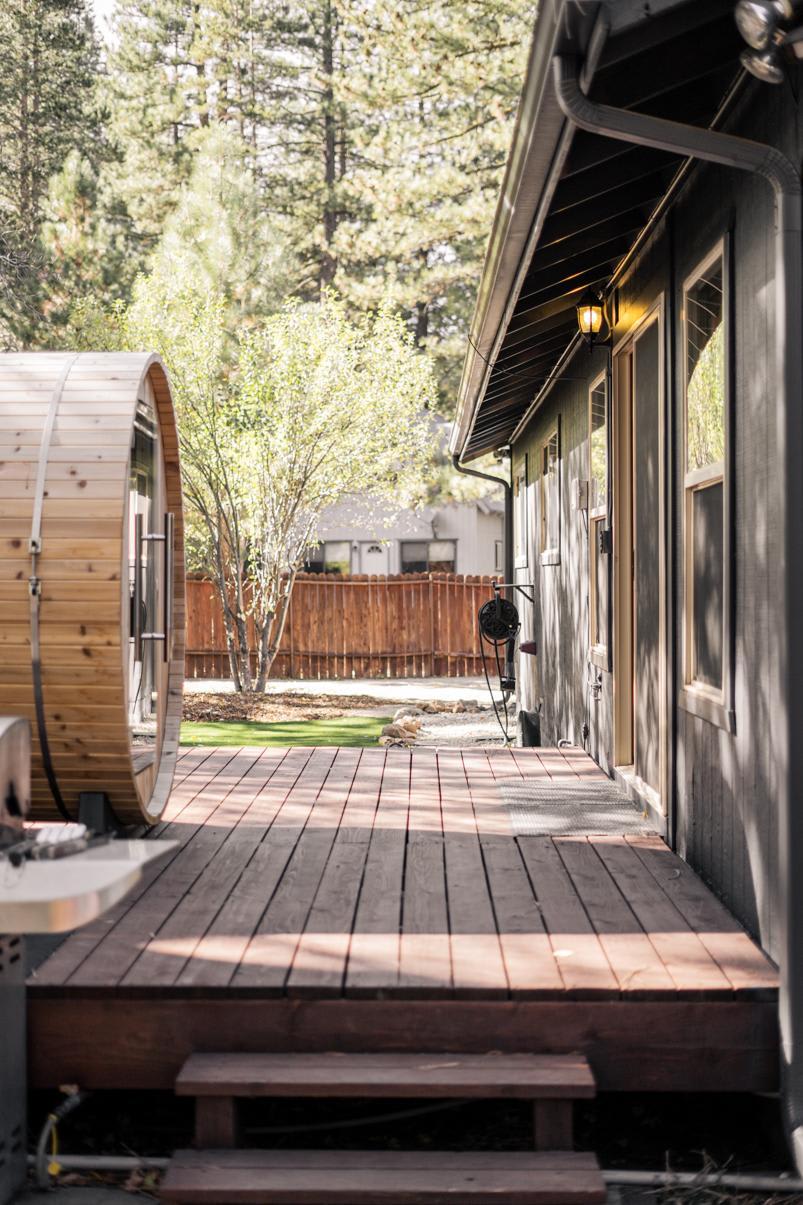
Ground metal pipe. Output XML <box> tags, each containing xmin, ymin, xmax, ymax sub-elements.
<box><xmin>553</xmin><ymin>51</ymin><xmax>803</xmax><ymax>1172</ymax></box>
<box><xmin>451</xmin><ymin>453</ymin><xmax>512</xmax><ymax>589</ymax></box>
<box><xmin>29</xmin><ymin>1153</ymin><xmax>170</xmax><ymax>1173</ymax></box>
<box><xmin>25</xmin><ymin>1154</ymin><xmax>803</xmax><ymax>1192</ymax></box>
<box><xmin>604</xmin><ymin>1170</ymin><xmax>803</xmax><ymax>1193</ymax></box>
<box><xmin>452</xmin><ymin>452</ymin><xmax>515</xmax><ymax>684</ymax></box>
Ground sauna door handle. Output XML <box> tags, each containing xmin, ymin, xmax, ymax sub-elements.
<box><xmin>133</xmin><ymin>514</ymin><xmax>174</xmax><ymax>662</ymax></box>
<box><xmin>133</xmin><ymin>512</ymin><xmax>144</xmax><ymax>662</ymax></box>
<box><xmin>164</xmin><ymin>512</ymin><xmax>175</xmax><ymax>663</ymax></box>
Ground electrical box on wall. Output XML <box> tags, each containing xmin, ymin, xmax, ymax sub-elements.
<box><xmin>572</xmin><ymin>479</ymin><xmax>588</xmax><ymax>511</ymax></box>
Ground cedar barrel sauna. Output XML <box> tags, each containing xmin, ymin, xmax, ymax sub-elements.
<box><xmin>0</xmin><ymin>352</ymin><xmax>185</xmax><ymax>824</ymax></box>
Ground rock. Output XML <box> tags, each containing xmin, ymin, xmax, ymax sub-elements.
<box><xmin>421</xmin><ymin>701</ymin><xmax>440</xmax><ymax>714</ymax></box>
<box><xmin>394</xmin><ymin>705</ymin><xmax>423</xmax><ymax>720</ymax></box>
<box><xmin>395</xmin><ymin>715</ymin><xmax>422</xmax><ymax>733</ymax></box>
<box><xmin>451</xmin><ymin>701</ymin><xmax>466</xmax><ymax>713</ymax></box>
<box><xmin>381</xmin><ymin>722</ymin><xmax>413</xmax><ymax>740</ymax></box>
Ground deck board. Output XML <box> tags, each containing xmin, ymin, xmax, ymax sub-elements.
<box><xmin>29</xmin><ymin>746</ymin><xmax>777</xmax><ymax>1001</ymax></box>
<box><xmin>28</xmin><ymin>746</ymin><xmax>779</xmax><ymax>1093</ymax></box>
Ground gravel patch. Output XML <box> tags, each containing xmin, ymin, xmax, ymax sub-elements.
<box><xmin>414</xmin><ymin>710</ymin><xmax>507</xmax><ymax>747</ymax></box>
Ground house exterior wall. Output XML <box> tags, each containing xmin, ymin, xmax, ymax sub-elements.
<box><xmin>313</xmin><ymin>495</ymin><xmax>504</xmax><ymax>576</ymax></box>
<box><xmin>510</xmin><ymin>77</ymin><xmax>799</xmax><ymax>961</ymax></box>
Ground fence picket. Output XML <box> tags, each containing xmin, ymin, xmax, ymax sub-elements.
<box><xmin>184</xmin><ymin>573</ymin><xmax>495</xmax><ymax>680</ymax></box>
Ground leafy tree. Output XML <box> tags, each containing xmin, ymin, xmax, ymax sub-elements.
<box><xmin>72</xmin><ymin>286</ymin><xmax>435</xmax><ymax>690</ymax></box>
<box><xmin>70</xmin><ymin>126</ymin><xmax>434</xmax><ymax>689</ymax></box>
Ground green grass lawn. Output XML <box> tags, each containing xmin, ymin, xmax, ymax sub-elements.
<box><xmin>180</xmin><ymin>716</ymin><xmax>390</xmax><ymax>747</ymax></box>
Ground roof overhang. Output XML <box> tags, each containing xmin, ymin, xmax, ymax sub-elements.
<box><xmin>451</xmin><ymin>0</ymin><xmax>744</xmax><ymax>461</ymax></box>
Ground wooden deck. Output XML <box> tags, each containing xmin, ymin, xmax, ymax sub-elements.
<box><xmin>27</xmin><ymin>746</ymin><xmax>779</xmax><ymax>1094</ymax></box>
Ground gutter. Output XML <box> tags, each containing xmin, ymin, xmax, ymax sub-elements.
<box><xmin>451</xmin><ymin>453</ymin><xmax>512</xmax><ymax>590</ymax></box>
<box><xmin>450</xmin><ymin>1</ymin><xmax>607</xmax><ymax>462</ymax></box>
<box><xmin>509</xmin><ymin>69</ymin><xmax>751</xmax><ymax>448</ymax></box>
<box><xmin>553</xmin><ymin>53</ymin><xmax>803</xmax><ymax>1172</ymax></box>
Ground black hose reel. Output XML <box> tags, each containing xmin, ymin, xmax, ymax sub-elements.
<box><xmin>477</xmin><ymin>581</ymin><xmax>537</xmax><ymax>742</ymax></box>
<box><xmin>478</xmin><ymin>595</ymin><xmax>520</xmax><ymax>645</ymax></box>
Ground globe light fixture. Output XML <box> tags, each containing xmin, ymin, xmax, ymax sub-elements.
<box><xmin>740</xmin><ymin>43</ymin><xmax>786</xmax><ymax>80</ymax></box>
<box><xmin>735</xmin><ymin>0</ymin><xmax>791</xmax><ymax>49</ymax></box>
<box><xmin>576</xmin><ymin>290</ymin><xmax>605</xmax><ymax>348</ymax></box>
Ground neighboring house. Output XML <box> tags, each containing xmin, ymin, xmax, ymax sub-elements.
<box><xmin>451</xmin><ymin>0</ymin><xmax>803</xmax><ymax>1165</ymax></box>
<box><xmin>305</xmin><ymin>494</ymin><xmax>504</xmax><ymax>576</ymax></box>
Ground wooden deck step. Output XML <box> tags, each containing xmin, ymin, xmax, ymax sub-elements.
<box><xmin>159</xmin><ymin>1148</ymin><xmax>607</xmax><ymax>1203</ymax></box>
<box><xmin>176</xmin><ymin>1052</ymin><xmax>596</xmax><ymax>1099</ymax></box>
<box><xmin>177</xmin><ymin>1053</ymin><xmax>596</xmax><ymax>1151</ymax></box>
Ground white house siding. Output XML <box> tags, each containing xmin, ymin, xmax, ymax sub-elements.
<box><xmin>312</xmin><ymin>494</ymin><xmax>504</xmax><ymax>577</ymax></box>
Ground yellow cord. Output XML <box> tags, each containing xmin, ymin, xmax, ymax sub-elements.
<box><xmin>47</xmin><ymin>1114</ymin><xmax>61</xmax><ymax>1178</ymax></box>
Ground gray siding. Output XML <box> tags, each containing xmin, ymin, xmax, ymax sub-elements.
<box><xmin>510</xmin><ymin>75</ymin><xmax>802</xmax><ymax>961</ymax></box>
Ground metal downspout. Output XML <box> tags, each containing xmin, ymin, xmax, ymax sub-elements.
<box><xmin>451</xmin><ymin>453</ymin><xmax>515</xmax><ymax>678</ymax></box>
<box><xmin>451</xmin><ymin>453</ymin><xmax>513</xmax><ymax>587</ymax></box>
<box><xmin>553</xmin><ymin>53</ymin><xmax>803</xmax><ymax>1168</ymax></box>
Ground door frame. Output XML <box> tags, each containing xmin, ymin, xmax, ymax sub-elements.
<box><xmin>612</xmin><ymin>297</ymin><xmax>668</xmax><ymax>816</ymax></box>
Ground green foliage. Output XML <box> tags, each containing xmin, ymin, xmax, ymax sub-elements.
<box><xmin>39</xmin><ymin>151</ymin><xmax>138</xmax><ymax>334</ymax></box>
<box><xmin>71</xmin><ymin>270</ymin><xmax>437</xmax><ymax>690</ymax></box>
<box><xmin>687</xmin><ymin>324</ymin><xmax>725</xmax><ymax>472</ymax></box>
<box><xmin>97</xmin><ymin>0</ymin><xmax>535</xmax><ymax>405</ymax></box>
<box><xmin>0</xmin><ymin>0</ymin><xmax>104</xmax><ymax>342</ymax></box>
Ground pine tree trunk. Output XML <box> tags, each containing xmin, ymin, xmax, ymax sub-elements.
<box><xmin>320</xmin><ymin>0</ymin><xmax>337</xmax><ymax>288</ymax></box>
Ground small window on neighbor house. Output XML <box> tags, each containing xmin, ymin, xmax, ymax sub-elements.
<box><xmin>683</xmin><ymin>244</ymin><xmax>727</xmax><ymax>701</ymax></box>
<box><xmin>494</xmin><ymin>539</ymin><xmax>504</xmax><ymax>574</ymax></box>
<box><xmin>589</xmin><ymin>376</ymin><xmax>608</xmax><ymax>658</ymax></box>
<box><xmin>305</xmin><ymin>540</ymin><xmax>351</xmax><ymax>574</ymax></box>
<box><xmin>401</xmin><ymin>540</ymin><xmax>456</xmax><ymax>574</ymax></box>
<box><xmin>428</xmin><ymin>540</ymin><xmax>456</xmax><ymax>572</ymax></box>
<box><xmin>540</xmin><ymin>427</ymin><xmax>560</xmax><ymax>562</ymax></box>
<box><xmin>513</xmin><ymin>456</ymin><xmax>528</xmax><ymax>567</ymax></box>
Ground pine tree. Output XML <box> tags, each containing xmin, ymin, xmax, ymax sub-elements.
<box><xmin>0</xmin><ymin>0</ymin><xmax>102</xmax><ymax>341</ymax></box>
<box><xmin>332</xmin><ymin>0</ymin><xmax>537</xmax><ymax>406</ymax></box>
<box><xmin>83</xmin><ymin>0</ymin><xmax>535</xmax><ymax>405</ymax></box>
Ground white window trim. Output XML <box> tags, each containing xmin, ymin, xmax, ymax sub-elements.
<box><xmin>679</xmin><ymin>238</ymin><xmax>735</xmax><ymax>734</ymax></box>
<box><xmin>539</xmin><ymin>424</ymin><xmax>560</xmax><ymax>566</ymax></box>
<box><xmin>588</xmin><ymin>371</ymin><xmax>608</xmax><ymax>668</ymax></box>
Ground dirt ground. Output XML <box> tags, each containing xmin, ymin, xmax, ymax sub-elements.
<box><xmin>181</xmin><ymin>691</ymin><xmax>471</xmax><ymax>724</ymax></box>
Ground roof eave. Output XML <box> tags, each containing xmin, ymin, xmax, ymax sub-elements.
<box><xmin>450</xmin><ymin>1</ymin><xmax>606</xmax><ymax>462</ymax></box>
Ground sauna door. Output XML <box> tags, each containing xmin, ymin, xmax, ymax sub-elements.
<box><xmin>613</xmin><ymin>306</ymin><xmax>666</xmax><ymax>811</ymax></box>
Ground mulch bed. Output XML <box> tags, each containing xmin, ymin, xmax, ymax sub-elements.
<box><xmin>180</xmin><ymin>692</ymin><xmax>468</xmax><ymax>724</ymax></box>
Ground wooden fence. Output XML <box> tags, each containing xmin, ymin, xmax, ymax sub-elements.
<box><xmin>185</xmin><ymin>573</ymin><xmax>496</xmax><ymax>680</ymax></box>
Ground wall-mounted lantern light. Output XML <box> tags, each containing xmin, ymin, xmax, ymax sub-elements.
<box><xmin>576</xmin><ymin>289</ymin><xmax>606</xmax><ymax>349</ymax></box>
<box><xmin>735</xmin><ymin>0</ymin><xmax>802</xmax><ymax>83</ymax></box>
<box><xmin>735</xmin><ymin>0</ymin><xmax>790</xmax><ymax>49</ymax></box>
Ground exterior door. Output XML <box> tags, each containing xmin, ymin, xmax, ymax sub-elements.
<box><xmin>360</xmin><ymin>540</ymin><xmax>389</xmax><ymax>574</ymax></box>
<box><xmin>613</xmin><ymin>306</ymin><xmax>666</xmax><ymax>811</ymax></box>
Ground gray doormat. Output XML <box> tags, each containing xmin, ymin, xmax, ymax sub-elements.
<box><xmin>497</xmin><ymin>776</ymin><xmax>655</xmax><ymax>836</ymax></box>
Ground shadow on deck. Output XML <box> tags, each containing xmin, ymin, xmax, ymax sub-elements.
<box><xmin>27</xmin><ymin>746</ymin><xmax>778</xmax><ymax>1094</ymax></box>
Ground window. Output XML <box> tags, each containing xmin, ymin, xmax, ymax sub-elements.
<box><xmin>494</xmin><ymin>539</ymin><xmax>504</xmax><ymax>574</ymax></box>
<box><xmin>305</xmin><ymin>540</ymin><xmax>352</xmax><ymax>574</ymax></box>
<box><xmin>401</xmin><ymin>540</ymin><xmax>456</xmax><ymax>574</ymax></box>
<box><xmin>539</xmin><ymin>426</ymin><xmax>560</xmax><ymax>564</ymax></box>
<box><xmin>513</xmin><ymin>456</ymin><xmax>528</xmax><ymax>567</ymax></box>
<box><xmin>681</xmin><ymin>242</ymin><xmax>732</xmax><ymax>727</ymax></box>
<box><xmin>589</xmin><ymin>375</ymin><xmax>608</xmax><ymax>661</ymax></box>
